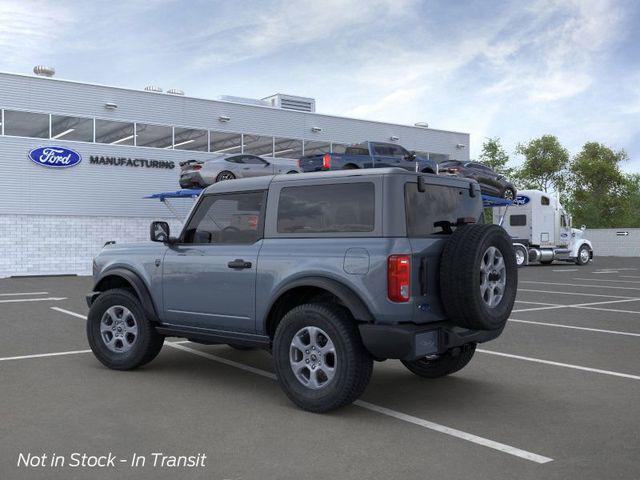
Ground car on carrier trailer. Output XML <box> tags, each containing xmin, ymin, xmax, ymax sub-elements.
<box><xmin>493</xmin><ymin>189</ymin><xmax>593</xmax><ymax>266</ymax></box>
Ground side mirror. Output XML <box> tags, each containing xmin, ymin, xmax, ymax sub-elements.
<box><xmin>150</xmin><ymin>221</ymin><xmax>170</xmax><ymax>243</ymax></box>
<box><xmin>581</xmin><ymin>225</ymin><xmax>586</xmax><ymax>231</ymax></box>
<box><xmin>405</xmin><ymin>150</ymin><xmax>417</xmax><ymax>161</ymax></box>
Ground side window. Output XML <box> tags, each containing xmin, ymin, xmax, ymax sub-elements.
<box><xmin>243</xmin><ymin>155</ymin><xmax>267</xmax><ymax>165</ymax></box>
<box><xmin>541</xmin><ymin>196</ymin><xmax>550</xmax><ymax>206</ymax></box>
<box><xmin>510</xmin><ymin>215</ymin><xmax>527</xmax><ymax>226</ymax></box>
<box><xmin>182</xmin><ymin>192</ymin><xmax>265</xmax><ymax>244</ymax></box>
<box><xmin>277</xmin><ymin>183</ymin><xmax>375</xmax><ymax>234</ymax></box>
<box><xmin>389</xmin><ymin>145</ymin><xmax>408</xmax><ymax>158</ymax></box>
<box><xmin>561</xmin><ymin>215</ymin><xmax>567</xmax><ymax>227</ymax></box>
<box><xmin>226</xmin><ymin>156</ymin><xmax>243</xmax><ymax>164</ymax></box>
<box><xmin>374</xmin><ymin>145</ymin><xmax>393</xmax><ymax>156</ymax></box>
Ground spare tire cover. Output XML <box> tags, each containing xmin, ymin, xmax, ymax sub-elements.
<box><xmin>439</xmin><ymin>224</ymin><xmax>517</xmax><ymax>330</ymax></box>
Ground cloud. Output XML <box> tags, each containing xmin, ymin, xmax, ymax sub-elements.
<box><xmin>0</xmin><ymin>0</ymin><xmax>74</xmax><ymax>68</ymax></box>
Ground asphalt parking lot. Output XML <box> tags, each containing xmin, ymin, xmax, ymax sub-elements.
<box><xmin>1</xmin><ymin>257</ymin><xmax>640</xmax><ymax>480</ymax></box>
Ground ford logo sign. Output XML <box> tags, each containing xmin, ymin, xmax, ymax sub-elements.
<box><xmin>514</xmin><ymin>195</ymin><xmax>530</xmax><ymax>206</ymax></box>
<box><xmin>28</xmin><ymin>146</ymin><xmax>82</xmax><ymax>168</ymax></box>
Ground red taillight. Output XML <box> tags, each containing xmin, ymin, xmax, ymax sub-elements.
<box><xmin>322</xmin><ymin>153</ymin><xmax>331</xmax><ymax>169</ymax></box>
<box><xmin>388</xmin><ymin>255</ymin><xmax>411</xmax><ymax>302</ymax></box>
<box><xmin>447</xmin><ymin>167</ymin><xmax>460</xmax><ymax>174</ymax></box>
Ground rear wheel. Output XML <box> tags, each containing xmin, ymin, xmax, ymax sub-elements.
<box><xmin>216</xmin><ymin>171</ymin><xmax>236</xmax><ymax>182</ymax></box>
<box><xmin>87</xmin><ymin>289</ymin><xmax>164</xmax><ymax>370</ymax></box>
<box><xmin>273</xmin><ymin>303</ymin><xmax>372</xmax><ymax>412</ymax></box>
<box><xmin>402</xmin><ymin>344</ymin><xmax>476</xmax><ymax>378</ymax></box>
<box><xmin>343</xmin><ymin>164</ymin><xmax>358</xmax><ymax>170</ymax></box>
<box><xmin>502</xmin><ymin>187</ymin><xmax>516</xmax><ymax>201</ymax></box>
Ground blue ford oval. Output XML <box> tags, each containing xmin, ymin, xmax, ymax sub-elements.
<box><xmin>28</xmin><ymin>146</ymin><xmax>82</xmax><ymax>168</ymax></box>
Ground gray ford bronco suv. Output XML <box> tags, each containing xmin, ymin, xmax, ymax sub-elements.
<box><xmin>87</xmin><ymin>168</ymin><xmax>517</xmax><ymax>412</ymax></box>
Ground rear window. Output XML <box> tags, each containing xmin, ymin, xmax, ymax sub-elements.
<box><xmin>277</xmin><ymin>183</ymin><xmax>374</xmax><ymax>234</ymax></box>
<box><xmin>405</xmin><ymin>183</ymin><xmax>477</xmax><ymax>236</ymax></box>
<box><xmin>510</xmin><ymin>214</ymin><xmax>527</xmax><ymax>226</ymax></box>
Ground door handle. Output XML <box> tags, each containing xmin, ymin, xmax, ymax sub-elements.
<box><xmin>227</xmin><ymin>259</ymin><xmax>252</xmax><ymax>269</ymax></box>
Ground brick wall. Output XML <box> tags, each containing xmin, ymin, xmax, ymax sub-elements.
<box><xmin>0</xmin><ymin>215</ymin><xmax>183</xmax><ymax>278</ymax></box>
<box><xmin>584</xmin><ymin>228</ymin><xmax>640</xmax><ymax>257</ymax></box>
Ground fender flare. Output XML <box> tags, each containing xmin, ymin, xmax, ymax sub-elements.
<box><xmin>264</xmin><ymin>276</ymin><xmax>374</xmax><ymax>327</ymax></box>
<box><xmin>571</xmin><ymin>239</ymin><xmax>593</xmax><ymax>258</ymax></box>
<box><xmin>92</xmin><ymin>268</ymin><xmax>160</xmax><ymax>322</ymax></box>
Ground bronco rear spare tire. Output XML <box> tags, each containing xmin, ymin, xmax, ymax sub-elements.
<box><xmin>440</xmin><ymin>224</ymin><xmax>517</xmax><ymax>330</ymax></box>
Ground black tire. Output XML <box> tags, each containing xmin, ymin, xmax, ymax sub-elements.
<box><xmin>402</xmin><ymin>343</ymin><xmax>476</xmax><ymax>378</ymax></box>
<box><xmin>576</xmin><ymin>245</ymin><xmax>591</xmax><ymax>265</ymax></box>
<box><xmin>87</xmin><ymin>289</ymin><xmax>164</xmax><ymax>370</ymax></box>
<box><xmin>502</xmin><ymin>187</ymin><xmax>516</xmax><ymax>201</ymax></box>
<box><xmin>216</xmin><ymin>171</ymin><xmax>236</xmax><ymax>182</ymax></box>
<box><xmin>286</xmin><ymin>170</ymin><xmax>298</xmax><ymax>174</ymax></box>
<box><xmin>343</xmin><ymin>164</ymin><xmax>358</xmax><ymax>170</ymax></box>
<box><xmin>514</xmin><ymin>244</ymin><xmax>528</xmax><ymax>267</ymax></box>
<box><xmin>440</xmin><ymin>224</ymin><xmax>517</xmax><ymax>330</ymax></box>
<box><xmin>273</xmin><ymin>303</ymin><xmax>373</xmax><ymax>413</ymax></box>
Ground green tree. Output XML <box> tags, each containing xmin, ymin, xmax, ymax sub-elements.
<box><xmin>566</xmin><ymin>142</ymin><xmax>631</xmax><ymax>228</ymax></box>
<box><xmin>478</xmin><ymin>137</ymin><xmax>513</xmax><ymax>176</ymax></box>
<box><xmin>514</xmin><ymin>135</ymin><xmax>569</xmax><ymax>192</ymax></box>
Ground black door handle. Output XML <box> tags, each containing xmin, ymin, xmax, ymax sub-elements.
<box><xmin>228</xmin><ymin>259</ymin><xmax>252</xmax><ymax>269</ymax></box>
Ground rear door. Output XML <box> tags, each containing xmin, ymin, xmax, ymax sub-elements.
<box><xmin>161</xmin><ymin>191</ymin><xmax>266</xmax><ymax>332</ymax></box>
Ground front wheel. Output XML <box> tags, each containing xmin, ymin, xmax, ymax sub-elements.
<box><xmin>87</xmin><ymin>289</ymin><xmax>164</xmax><ymax>370</ymax></box>
<box><xmin>514</xmin><ymin>245</ymin><xmax>527</xmax><ymax>267</ymax></box>
<box><xmin>273</xmin><ymin>303</ymin><xmax>373</xmax><ymax>412</ymax></box>
<box><xmin>402</xmin><ymin>344</ymin><xmax>476</xmax><ymax>378</ymax></box>
<box><xmin>576</xmin><ymin>245</ymin><xmax>591</xmax><ymax>265</ymax></box>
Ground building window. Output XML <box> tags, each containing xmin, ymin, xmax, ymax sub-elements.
<box><xmin>210</xmin><ymin>131</ymin><xmax>242</xmax><ymax>154</ymax></box>
<box><xmin>51</xmin><ymin>115</ymin><xmax>93</xmax><ymax>142</ymax></box>
<box><xmin>274</xmin><ymin>137</ymin><xmax>303</xmax><ymax>158</ymax></box>
<box><xmin>303</xmin><ymin>140</ymin><xmax>331</xmax><ymax>156</ymax></box>
<box><xmin>135</xmin><ymin>123</ymin><xmax>172</xmax><ymax>149</ymax></box>
<box><xmin>95</xmin><ymin>119</ymin><xmax>135</xmax><ymax>145</ymax></box>
<box><xmin>243</xmin><ymin>135</ymin><xmax>274</xmax><ymax>156</ymax></box>
<box><xmin>173</xmin><ymin>127</ymin><xmax>208</xmax><ymax>151</ymax></box>
<box><xmin>3</xmin><ymin>110</ymin><xmax>49</xmax><ymax>138</ymax></box>
<box><xmin>277</xmin><ymin>183</ymin><xmax>375</xmax><ymax>234</ymax></box>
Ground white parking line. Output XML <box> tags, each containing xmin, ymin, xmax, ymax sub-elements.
<box><xmin>0</xmin><ymin>349</ymin><xmax>91</xmax><ymax>362</ymax></box>
<box><xmin>512</xmin><ymin>297</ymin><xmax>640</xmax><ymax>313</ymax></box>
<box><xmin>166</xmin><ymin>343</ymin><xmax>553</xmax><ymax>464</ymax></box>
<box><xmin>521</xmin><ymin>281</ymin><xmax>640</xmax><ymax>291</ymax></box>
<box><xmin>512</xmin><ymin>305</ymin><xmax>568</xmax><ymax>313</ymax></box>
<box><xmin>621</xmin><ymin>275</ymin><xmax>640</xmax><ymax>279</ymax></box>
<box><xmin>0</xmin><ymin>292</ymin><xmax>49</xmax><ymax>296</ymax></box>
<box><xmin>51</xmin><ymin>307</ymin><xmax>87</xmax><ymax>319</ymax></box>
<box><xmin>514</xmin><ymin>300</ymin><xmax>561</xmax><ymax>306</ymax></box>
<box><xmin>508</xmin><ymin>319</ymin><xmax>640</xmax><ymax>337</ymax></box>
<box><xmin>574</xmin><ymin>306</ymin><xmax>640</xmax><ymax>315</ymax></box>
<box><xmin>519</xmin><ymin>288</ymin><xmax>637</xmax><ymax>299</ymax></box>
<box><xmin>552</xmin><ymin>269</ymin><xmax>578</xmax><ymax>272</ymax></box>
<box><xmin>477</xmin><ymin>350</ymin><xmax>640</xmax><ymax>381</ymax></box>
<box><xmin>0</xmin><ymin>297</ymin><xmax>67</xmax><ymax>304</ymax></box>
<box><xmin>573</xmin><ymin>278</ymin><xmax>640</xmax><ymax>284</ymax></box>
<box><xmin>356</xmin><ymin>401</ymin><xmax>553</xmax><ymax>464</ymax></box>
<box><xmin>43</xmin><ymin>308</ymin><xmax>553</xmax><ymax>464</ymax></box>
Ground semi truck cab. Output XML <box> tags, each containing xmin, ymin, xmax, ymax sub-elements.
<box><xmin>494</xmin><ymin>190</ymin><xmax>593</xmax><ymax>266</ymax></box>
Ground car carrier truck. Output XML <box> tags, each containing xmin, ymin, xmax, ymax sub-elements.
<box><xmin>493</xmin><ymin>189</ymin><xmax>593</xmax><ymax>266</ymax></box>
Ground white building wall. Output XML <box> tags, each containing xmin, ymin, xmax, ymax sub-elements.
<box><xmin>584</xmin><ymin>228</ymin><xmax>640</xmax><ymax>257</ymax></box>
<box><xmin>0</xmin><ymin>215</ymin><xmax>183</xmax><ymax>278</ymax></box>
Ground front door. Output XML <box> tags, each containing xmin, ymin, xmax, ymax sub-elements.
<box><xmin>239</xmin><ymin>155</ymin><xmax>273</xmax><ymax>177</ymax></box>
<box><xmin>162</xmin><ymin>190</ymin><xmax>266</xmax><ymax>333</ymax></box>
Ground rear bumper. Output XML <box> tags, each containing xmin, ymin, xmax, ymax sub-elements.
<box><xmin>358</xmin><ymin>322</ymin><xmax>504</xmax><ymax>361</ymax></box>
<box><xmin>179</xmin><ymin>172</ymin><xmax>205</xmax><ymax>188</ymax></box>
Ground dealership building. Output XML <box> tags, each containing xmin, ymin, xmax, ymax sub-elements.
<box><xmin>0</xmin><ymin>69</ymin><xmax>470</xmax><ymax>278</ymax></box>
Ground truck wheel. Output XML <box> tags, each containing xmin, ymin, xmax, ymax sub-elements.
<box><xmin>402</xmin><ymin>344</ymin><xmax>476</xmax><ymax>378</ymax></box>
<box><xmin>514</xmin><ymin>245</ymin><xmax>527</xmax><ymax>267</ymax></box>
<box><xmin>273</xmin><ymin>303</ymin><xmax>373</xmax><ymax>412</ymax></box>
<box><xmin>87</xmin><ymin>289</ymin><xmax>164</xmax><ymax>370</ymax></box>
<box><xmin>576</xmin><ymin>245</ymin><xmax>591</xmax><ymax>265</ymax></box>
<box><xmin>440</xmin><ymin>224</ymin><xmax>517</xmax><ymax>330</ymax></box>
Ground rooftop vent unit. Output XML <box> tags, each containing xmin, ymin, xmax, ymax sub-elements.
<box><xmin>219</xmin><ymin>95</ymin><xmax>270</xmax><ymax>107</ymax></box>
<box><xmin>33</xmin><ymin>65</ymin><xmax>55</xmax><ymax>77</ymax></box>
<box><xmin>144</xmin><ymin>85</ymin><xmax>163</xmax><ymax>93</ymax></box>
<box><xmin>262</xmin><ymin>94</ymin><xmax>316</xmax><ymax>113</ymax></box>
<box><xmin>167</xmin><ymin>88</ymin><xmax>185</xmax><ymax>96</ymax></box>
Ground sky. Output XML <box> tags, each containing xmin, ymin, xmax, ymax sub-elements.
<box><xmin>1</xmin><ymin>0</ymin><xmax>639</xmax><ymax>171</ymax></box>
